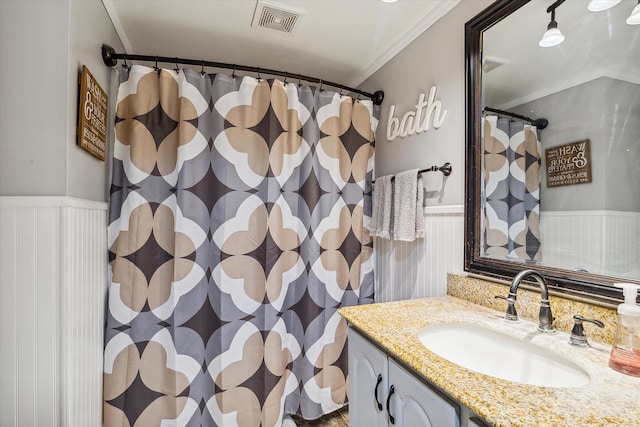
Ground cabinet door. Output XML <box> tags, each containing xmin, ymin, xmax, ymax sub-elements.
<box><xmin>388</xmin><ymin>360</ymin><xmax>460</xmax><ymax>427</ymax></box>
<box><xmin>348</xmin><ymin>329</ymin><xmax>388</xmax><ymax>427</ymax></box>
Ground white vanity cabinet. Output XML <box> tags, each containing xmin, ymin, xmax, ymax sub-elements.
<box><xmin>348</xmin><ymin>328</ymin><xmax>463</xmax><ymax>427</ymax></box>
<box><xmin>348</xmin><ymin>326</ymin><xmax>388</xmax><ymax>426</ymax></box>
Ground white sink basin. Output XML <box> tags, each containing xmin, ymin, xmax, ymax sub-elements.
<box><xmin>418</xmin><ymin>323</ymin><xmax>590</xmax><ymax>388</ymax></box>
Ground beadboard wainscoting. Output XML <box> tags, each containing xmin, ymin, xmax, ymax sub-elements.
<box><xmin>0</xmin><ymin>197</ymin><xmax>107</xmax><ymax>427</ymax></box>
<box><xmin>374</xmin><ymin>205</ymin><xmax>464</xmax><ymax>303</ymax></box>
<box><xmin>539</xmin><ymin>210</ymin><xmax>640</xmax><ymax>277</ymax></box>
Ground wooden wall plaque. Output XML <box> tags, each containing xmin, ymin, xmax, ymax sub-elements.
<box><xmin>545</xmin><ymin>139</ymin><xmax>592</xmax><ymax>188</ymax></box>
<box><xmin>77</xmin><ymin>65</ymin><xmax>107</xmax><ymax>161</ymax></box>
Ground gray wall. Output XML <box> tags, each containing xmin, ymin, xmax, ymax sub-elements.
<box><xmin>603</xmin><ymin>78</ymin><xmax>640</xmax><ymax>212</ymax></box>
<box><xmin>360</xmin><ymin>0</ymin><xmax>494</xmax><ymax>207</ymax></box>
<box><xmin>512</xmin><ymin>77</ymin><xmax>640</xmax><ymax>212</ymax></box>
<box><xmin>0</xmin><ymin>0</ymin><xmax>123</xmax><ymax>201</ymax></box>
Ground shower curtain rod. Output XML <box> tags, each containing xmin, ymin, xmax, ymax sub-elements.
<box><xmin>101</xmin><ymin>44</ymin><xmax>384</xmax><ymax>105</ymax></box>
<box><xmin>483</xmin><ymin>106</ymin><xmax>549</xmax><ymax>130</ymax></box>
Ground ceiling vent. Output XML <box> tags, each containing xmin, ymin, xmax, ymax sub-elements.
<box><xmin>252</xmin><ymin>1</ymin><xmax>303</xmax><ymax>34</ymax></box>
<box><xmin>483</xmin><ymin>56</ymin><xmax>511</xmax><ymax>73</ymax></box>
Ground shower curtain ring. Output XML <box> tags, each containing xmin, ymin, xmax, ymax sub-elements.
<box><xmin>283</xmin><ymin>71</ymin><xmax>288</xmax><ymax>84</ymax></box>
<box><xmin>174</xmin><ymin>58</ymin><xmax>180</xmax><ymax>74</ymax></box>
<box><xmin>339</xmin><ymin>84</ymin><xmax>344</xmax><ymax>96</ymax></box>
<box><xmin>298</xmin><ymin>74</ymin><xmax>302</xmax><ymax>87</ymax></box>
<box><xmin>154</xmin><ymin>56</ymin><xmax>159</xmax><ymax>72</ymax></box>
<box><xmin>201</xmin><ymin>60</ymin><xmax>206</xmax><ymax>77</ymax></box>
<box><xmin>257</xmin><ymin>67</ymin><xmax>261</xmax><ymax>80</ymax></box>
<box><xmin>232</xmin><ymin>64</ymin><xmax>236</xmax><ymax>79</ymax></box>
<box><xmin>319</xmin><ymin>79</ymin><xmax>323</xmax><ymax>92</ymax></box>
<box><xmin>122</xmin><ymin>53</ymin><xmax>129</xmax><ymax>71</ymax></box>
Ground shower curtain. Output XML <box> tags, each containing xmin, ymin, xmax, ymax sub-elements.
<box><xmin>481</xmin><ymin>115</ymin><xmax>541</xmax><ymax>263</ymax></box>
<box><xmin>103</xmin><ymin>65</ymin><xmax>377</xmax><ymax>427</ymax></box>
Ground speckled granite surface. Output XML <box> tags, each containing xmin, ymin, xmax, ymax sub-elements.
<box><xmin>340</xmin><ymin>295</ymin><xmax>640</xmax><ymax>427</ymax></box>
<box><xmin>447</xmin><ymin>273</ymin><xmax>619</xmax><ymax>345</ymax></box>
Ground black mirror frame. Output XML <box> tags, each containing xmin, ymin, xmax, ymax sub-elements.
<box><xmin>463</xmin><ymin>0</ymin><xmax>635</xmax><ymax>305</ymax></box>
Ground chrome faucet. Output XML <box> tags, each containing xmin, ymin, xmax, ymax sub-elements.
<box><xmin>499</xmin><ymin>269</ymin><xmax>555</xmax><ymax>333</ymax></box>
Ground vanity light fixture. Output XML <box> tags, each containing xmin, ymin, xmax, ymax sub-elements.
<box><xmin>539</xmin><ymin>0</ymin><xmax>566</xmax><ymax>48</ymax></box>
<box><xmin>627</xmin><ymin>0</ymin><xmax>640</xmax><ymax>24</ymax></box>
<box><xmin>587</xmin><ymin>0</ymin><xmax>621</xmax><ymax>12</ymax></box>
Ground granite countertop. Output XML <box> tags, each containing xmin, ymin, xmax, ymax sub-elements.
<box><xmin>339</xmin><ymin>296</ymin><xmax>640</xmax><ymax>427</ymax></box>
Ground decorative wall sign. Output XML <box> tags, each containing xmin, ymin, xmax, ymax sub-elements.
<box><xmin>77</xmin><ymin>65</ymin><xmax>108</xmax><ymax>161</ymax></box>
<box><xmin>386</xmin><ymin>86</ymin><xmax>448</xmax><ymax>141</ymax></box>
<box><xmin>545</xmin><ymin>139</ymin><xmax>592</xmax><ymax>187</ymax></box>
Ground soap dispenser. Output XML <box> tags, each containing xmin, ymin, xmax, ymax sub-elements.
<box><xmin>609</xmin><ymin>283</ymin><xmax>640</xmax><ymax>377</ymax></box>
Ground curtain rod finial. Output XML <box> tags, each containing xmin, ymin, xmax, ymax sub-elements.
<box><xmin>102</xmin><ymin>44</ymin><xmax>118</xmax><ymax>67</ymax></box>
<box><xmin>373</xmin><ymin>90</ymin><xmax>384</xmax><ymax>105</ymax></box>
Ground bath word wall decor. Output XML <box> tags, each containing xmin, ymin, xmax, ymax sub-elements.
<box><xmin>386</xmin><ymin>86</ymin><xmax>448</xmax><ymax>141</ymax></box>
<box><xmin>77</xmin><ymin>65</ymin><xmax>108</xmax><ymax>161</ymax></box>
<box><xmin>545</xmin><ymin>139</ymin><xmax>592</xmax><ymax>187</ymax></box>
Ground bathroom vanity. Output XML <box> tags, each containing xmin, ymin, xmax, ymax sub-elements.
<box><xmin>348</xmin><ymin>327</ymin><xmax>485</xmax><ymax>427</ymax></box>
<box><xmin>340</xmin><ymin>295</ymin><xmax>640</xmax><ymax>427</ymax></box>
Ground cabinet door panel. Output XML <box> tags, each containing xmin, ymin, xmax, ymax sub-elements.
<box><xmin>389</xmin><ymin>360</ymin><xmax>460</xmax><ymax>427</ymax></box>
<box><xmin>348</xmin><ymin>329</ymin><xmax>388</xmax><ymax>427</ymax></box>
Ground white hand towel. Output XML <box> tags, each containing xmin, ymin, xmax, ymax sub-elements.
<box><xmin>370</xmin><ymin>174</ymin><xmax>393</xmax><ymax>239</ymax></box>
<box><xmin>415</xmin><ymin>177</ymin><xmax>425</xmax><ymax>239</ymax></box>
<box><xmin>393</xmin><ymin>170</ymin><xmax>424</xmax><ymax>241</ymax></box>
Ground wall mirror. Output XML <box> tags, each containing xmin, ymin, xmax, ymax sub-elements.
<box><xmin>465</xmin><ymin>0</ymin><xmax>640</xmax><ymax>303</ymax></box>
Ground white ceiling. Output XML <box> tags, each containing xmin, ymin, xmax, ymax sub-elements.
<box><xmin>483</xmin><ymin>0</ymin><xmax>640</xmax><ymax>109</ymax></box>
<box><xmin>102</xmin><ymin>0</ymin><xmax>459</xmax><ymax>88</ymax></box>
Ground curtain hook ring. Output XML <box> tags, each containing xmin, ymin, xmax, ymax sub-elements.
<box><xmin>154</xmin><ymin>56</ymin><xmax>159</xmax><ymax>72</ymax></box>
<box><xmin>174</xmin><ymin>58</ymin><xmax>180</xmax><ymax>74</ymax></box>
<box><xmin>257</xmin><ymin>67</ymin><xmax>261</xmax><ymax>80</ymax></box>
<box><xmin>201</xmin><ymin>60</ymin><xmax>206</xmax><ymax>77</ymax></box>
<box><xmin>232</xmin><ymin>64</ymin><xmax>236</xmax><ymax>79</ymax></box>
<box><xmin>319</xmin><ymin>79</ymin><xmax>323</xmax><ymax>92</ymax></box>
<box><xmin>339</xmin><ymin>84</ymin><xmax>344</xmax><ymax>96</ymax></box>
<box><xmin>283</xmin><ymin>71</ymin><xmax>288</xmax><ymax>84</ymax></box>
<box><xmin>122</xmin><ymin>53</ymin><xmax>129</xmax><ymax>71</ymax></box>
<box><xmin>298</xmin><ymin>74</ymin><xmax>302</xmax><ymax>87</ymax></box>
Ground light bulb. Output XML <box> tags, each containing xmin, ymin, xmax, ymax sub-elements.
<box><xmin>627</xmin><ymin>2</ymin><xmax>640</xmax><ymax>25</ymax></box>
<box><xmin>587</xmin><ymin>0</ymin><xmax>621</xmax><ymax>12</ymax></box>
<box><xmin>539</xmin><ymin>22</ymin><xmax>565</xmax><ymax>48</ymax></box>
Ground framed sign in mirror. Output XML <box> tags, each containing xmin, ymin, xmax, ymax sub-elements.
<box><xmin>464</xmin><ymin>0</ymin><xmax>640</xmax><ymax>304</ymax></box>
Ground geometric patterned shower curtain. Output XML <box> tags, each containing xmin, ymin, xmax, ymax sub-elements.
<box><xmin>481</xmin><ymin>115</ymin><xmax>542</xmax><ymax>263</ymax></box>
<box><xmin>103</xmin><ymin>65</ymin><xmax>378</xmax><ymax>427</ymax></box>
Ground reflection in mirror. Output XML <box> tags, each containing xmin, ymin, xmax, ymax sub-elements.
<box><xmin>465</xmin><ymin>0</ymin><xmax>640</xmax><ymax>302</ymax></box>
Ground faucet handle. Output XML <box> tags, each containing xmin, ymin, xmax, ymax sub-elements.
<box><xmin>569</xmin><ymin>314</ymin><xmax>604</xmax><ymax>347</ymax></box>
<box><xmin>495</xmin><ymin>295</ymin><xmax>518</xmax><ymax>321</ymax></box>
